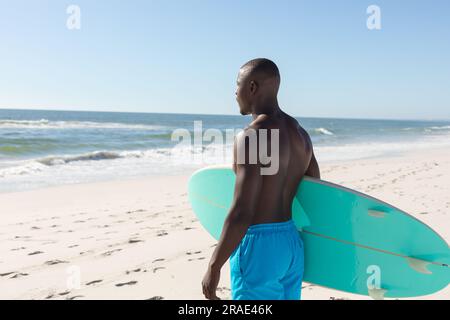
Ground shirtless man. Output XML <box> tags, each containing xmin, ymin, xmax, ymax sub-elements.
<box><xmin>202</xmin><ymin>58</ymin><xmax>321</xmax><ymax>300</ymax></box>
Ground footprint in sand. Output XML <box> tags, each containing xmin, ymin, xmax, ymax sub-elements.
<box><xmin>11</xmin><ymin>247</ymin><xmax>26</xmax><ymax>251</ymax></box>
<box><xmin>148</xmin><ymin>296</ymin><xmax>164</xmax><ymax>300</ymax></box>
<box><xmin>157</xmin><ymin>231</ymin><xmax>168</xmax><ymax>237</ymax></box>
<box><xmin>186</xmin><ymin>251</ymin><xmax>204</xmax><ymax>261</ymax></box>
<box><xmin>45</xmin><ymin>259</ymin><xmax>68</xmax><ymax>266</ymax></box>
<box><xmin>116</xmin><ymin>281</ymin><xmax>138</xmax><ymax>287</ymax></box>
<box><xmin>28</xmin><ymin>251</ymin><xmax>44</xmax><ymax>256</ymax></box>
<box><xmin>186</xmin><ymin>251</ymin><xmax>202</xmax><ymax>255</ymax></box>
<box><xmin>58</xmin><ymin>291</ymin><xmax>70</xmax><ymax>296</ymax></box>
<box><xmin>86</xmin><ymin>279</ymin><xmax>103</xmax><ymax>286</ymax></box>
<box><xmin>188</xmin><ymin>257</ymin><xmax>205</xmax><ymax>262</ymax></box>
<box><xmin>66</xmin><ymin>295</ymin><xmax>84</xmax><ymax>300</ymax></box>
<box><xmin>126</xmin><ymin>268</ymin><xmax>142</xmax><ymax>275</ymax></box>
<box><xmin>102</xmin><ymin>249</ymin><xmax>122</xmax><ymax>256</ymax></box>
<box><xmin>126</xmin><ymin>209</ymin><xmax>146</xmax><ymax>214</ymax></box>
<box><xmin>4</xmin><ymin>272</ymin><xmax>27</xmax><ymax>278</ymax></box>
<box><xmin>128</xmin><ymin>239</ymin><xmax>144</xmax><ymax>244</ymax></box>
<box><xmin>152</xmin><ymin>267</ymin><xmax>166</xmax><ymax>273</ymax></box>
<box><xmin>152</xmin><ymin>258</ymin><xmax>165</xmax><ymax>263</ymax></box>
<box><xmin>31</xmin><ymin>226</ymin><xmax>41</xmax><ymax>230</ymax></box>
<box><xmin>68</xmin><ymin>245</ymin><xmax>79</xmax><ymax>248</ymax></box>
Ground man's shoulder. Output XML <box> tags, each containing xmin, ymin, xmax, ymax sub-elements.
<box><xmin>247</xmin><ymin>114</ymin><xmax>271</xmax><ymax>129</ymax></box>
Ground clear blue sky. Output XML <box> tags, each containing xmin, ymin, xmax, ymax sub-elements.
<box><xmin>0</xmin><ymin>0</ymin><xmax>449</xmax><ymax>120</ymax></box>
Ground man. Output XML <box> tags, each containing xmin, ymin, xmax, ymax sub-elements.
<box><xmin>202</xmin><ymin>58</ymin><xmax>321</xmax><ymax>300</ymax></box>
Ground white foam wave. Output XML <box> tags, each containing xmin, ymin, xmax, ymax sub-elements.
<box><xmin>0</xmin><ymin>143</ymin><xmax>233</xmax><ymax>179</ymax></box>
<box><xmin>314</xmin><ymin>127</ymin><xmax>334</xmax><ymax>135</ymax></box>
<box><xmin>428</xmin><ymin>125</ymin><xmax>450</xmax><ymax>130</ymax></box>
<box><xmin>0</xmin><ymin>119</ymin><xmax>169</xmax><ymax>130</ymax></box>
<box><xmin>0</xmin><ymin>161</ymin><xmax>48</xmax><ymax>178</ymax></box>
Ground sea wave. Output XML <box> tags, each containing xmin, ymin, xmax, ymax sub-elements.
<box><xmin>33</xmin><ymin>149</ymin><xmax>188</xmax><ymax>167</ymax></box>
<box><xmin>0</xmin><ymin>150</ymin><xmax>163</xmax><ymax>178</ymax></box>
<box><xmin>0</xmin><ymin>144</ymin><xmax>232</xmax><ymax>178</ymax></box>
<box><xmin>313</xmin><ymin>127</ymin><xmax>334</xmax><ymax>135</ymax></box>
<box><xmin>427</xmin><ymin>125</ymin><xmax>450</xmax><ymax>131</ymax></box>
<box><xmin>0</xmin><ymin>119</ymin><xmax>170</xmax><ymax>130</ymax></box>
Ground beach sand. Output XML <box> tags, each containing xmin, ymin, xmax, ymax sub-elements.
<box><xmin>0</xmin><ymin>148</ymin><xmax>449</xmax><ymax>300</ymax></box>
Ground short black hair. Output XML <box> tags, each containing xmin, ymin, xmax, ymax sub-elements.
<box><xmin>241</xmin><ymin>58</ymin><xmax>280</xmax><ymax>80</ymax></box>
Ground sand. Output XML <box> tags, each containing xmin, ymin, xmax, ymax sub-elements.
<box><xmin>0</xmin><ymin>148</ymin><xmax>449</xmax><ymax>300</ymax></box>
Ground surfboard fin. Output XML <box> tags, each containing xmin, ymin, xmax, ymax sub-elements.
<box><xmin>406</xmin><ymin>257</ymin><xmax>432</xmax><ymax>274</ymax></box>
<box><xmin>368</xmin><ymin>288</ymin><xmax>387</xmax><ymax>300</ymax></box>
<box><xmin>368</xmin><ymin>209</ymin><xmax>386</xmax><ymax>218</ymax></box>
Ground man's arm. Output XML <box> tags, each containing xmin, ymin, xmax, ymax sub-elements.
<box><xmin>202</xmin><ymin>130</ymin><xmax>263</xmax><ymax>299</ymax></box>
<box><xmin>305</xmin><ymin>151</ymin><xmax>320</xmax><ymax>179</ymax></box>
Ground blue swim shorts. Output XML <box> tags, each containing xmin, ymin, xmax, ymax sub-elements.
<box><xmin>229</xmin><ymin>219</ymin><xmax>304</xmax><ymax>300</ymax></box>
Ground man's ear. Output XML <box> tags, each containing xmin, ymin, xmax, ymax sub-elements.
<box><xmin>249</xmin><ymin>80</ymin><xmax>258</xmax><ymax>94</ymax></box>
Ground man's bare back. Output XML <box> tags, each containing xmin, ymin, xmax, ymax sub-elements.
<box><xmin>243</xmin><ymin>111</ymin><xmax>318</xmax><ymax>224</ymax></box>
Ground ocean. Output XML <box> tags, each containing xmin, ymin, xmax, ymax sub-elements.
<box><xmin>1</xmin><ymin>109</ymin><xmax>450</xmax><ymax>193</ymax></box>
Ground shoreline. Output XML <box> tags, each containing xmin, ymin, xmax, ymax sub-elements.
<box><xmin>0</xmin><ymin>147</ymin><xmax>449</xmax><ymax>299</ymax></box>
<box><xmin>2</xmin><ymin>144</ymin><xmax>450</xmax><ymax>196</ymax></box>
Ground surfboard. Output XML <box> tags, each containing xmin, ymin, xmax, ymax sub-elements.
<box><xmin>188</xmin><ymin>165</ymin><xmax>450</xmax><ymax>299</ymax></box>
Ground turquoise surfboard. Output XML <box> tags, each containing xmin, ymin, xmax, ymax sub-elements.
<box><xmin>188</xmin><ymin>165</ymin><xmax>450</xmax><ymax>299</ymax></box>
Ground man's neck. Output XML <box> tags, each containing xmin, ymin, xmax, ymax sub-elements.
<box><xmin>251</xmin><ymin>104</ymin><xmax>281</xmax><ymax>119</ymax></box>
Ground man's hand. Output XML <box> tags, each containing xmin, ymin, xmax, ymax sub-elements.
<box><xmin>202</xmin><ymin>266</ymin><xmax>221</xmax><ymax>300</ymax></box>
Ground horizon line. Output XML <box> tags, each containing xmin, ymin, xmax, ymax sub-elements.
<box><xmin>0</xmin><ymin>107</ymin><xmax>449</xmax><ymax>122</ymax></box>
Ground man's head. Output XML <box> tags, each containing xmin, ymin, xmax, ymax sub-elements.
<box><xmin>235</xmin><ymin>58</ymin><xmax>281</xmax><ymax>115</ymax></box>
